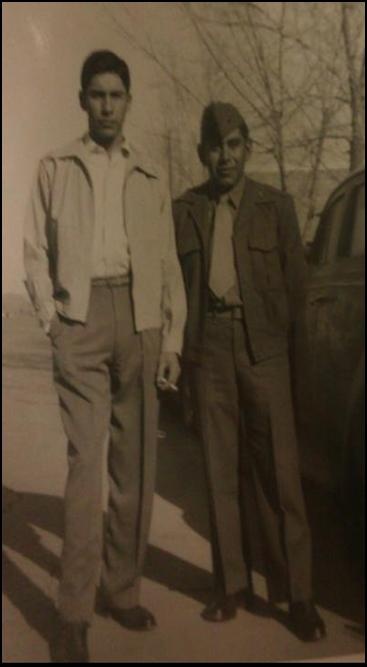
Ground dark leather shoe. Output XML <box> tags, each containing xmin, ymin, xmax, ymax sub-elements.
<box><xmin>50</xmin><ymin>619</ymin><xmax>89</xmax><ymax>663</ymax></box>
<box><xmin>108</xmin><ymin>605</ymin><xmax>157</xmax><ymax>631</ymax></box>
<box><xmin>289</xmin><ymin>601</ymin><xmax>326</xmax><ymax>642</ymax></box>
<box><xmin>201</xmin><ymin>594</ymin><xmax>239</xmax><ymax>622</ymax></box>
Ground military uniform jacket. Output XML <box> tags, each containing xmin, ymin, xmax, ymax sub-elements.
<box><xmin>173</xmin><ymin>177</ymin><xmax>308</xmax><ymax>365</ymax></box>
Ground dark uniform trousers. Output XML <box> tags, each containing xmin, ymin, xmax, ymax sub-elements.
<box><xmin>190</xmin><ymin>312</ymin><xmax>312</xmax><ymax>603</ymax></box>
<box><xmin>51</xmin><ymin>282</ymin><xmax>161</xmax><ymax>622</ymax></box>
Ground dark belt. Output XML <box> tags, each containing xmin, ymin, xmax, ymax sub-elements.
<box><xmin>206</xmin><ymin>305</ymin><xmax>243</xmax><ymax>320</ymax></box>
<box><xmin>91</xmin><ymin>275</ymin><xmax>130</xmax><ymax>287</ymax></box>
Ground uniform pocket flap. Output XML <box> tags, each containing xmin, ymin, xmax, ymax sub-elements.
<box><xmin>248</xmin><ymin>220</ymin><xmax>278</xmax><ymax>251</ymax></box>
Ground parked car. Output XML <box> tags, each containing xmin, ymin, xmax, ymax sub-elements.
<box><xmin>299</xmin><ymin>167</ymin><xmax>365</xmax><ymax>559</ymax></box>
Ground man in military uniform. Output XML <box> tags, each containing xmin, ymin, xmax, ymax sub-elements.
<box><xmin>173</xmin><ymin>102</ymin><xmax>326</xmax><ymax>641</ymax></box>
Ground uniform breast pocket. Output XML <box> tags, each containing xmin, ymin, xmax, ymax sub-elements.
<box><xmin>248</xmin><ymin>220</ymin><xmax>284</xmax><ymax>289</ymax></box>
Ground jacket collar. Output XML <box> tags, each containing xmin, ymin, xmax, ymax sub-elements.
<box><xmin>226</xmin><ymin>174</ymin><xmax>246</xmax><ymax>211</ymax></box>
<box><xmin>177</xmin><ymin>176</ymin><xmax>278</xmax><ymax>207</ymax></box>
<box><xmin>82</xmin><ymin>133</ymin><xmax>131</xmax><ymax>157</ymax></box>
<box><xmin>49</xmin><ymin>137</ymin><xmax>158</xmax><ymax>178</ymax></box>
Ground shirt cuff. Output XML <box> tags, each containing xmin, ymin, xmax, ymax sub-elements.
<box><xmin>43</xmin><ymin>321</ymin><xmax>51</xmax><ymax>336</ymax></box>
<box><xmin>161</xmin><ymin>334</ymin><xmax>183</xmax><ymax>356</ymax></box>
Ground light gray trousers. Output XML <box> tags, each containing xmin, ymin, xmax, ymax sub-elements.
<box><xmin>51</xmin><ymin>284</ymin><xmax>160</xmax><ymax>622</ymax></box>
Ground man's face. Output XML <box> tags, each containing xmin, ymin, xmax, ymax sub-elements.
<box><xmin>201</xmin><ymin>127</ymin><xmax>249</xmax><ymax>192</ymax></box>
<box><xmin>80</xmin><ymin>72</ymin><xmax>130</xmax><ymax>147</ymax></box>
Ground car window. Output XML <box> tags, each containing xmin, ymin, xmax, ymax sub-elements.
<box><xmin>338</xmin><ymin>183</ymin><xmax>365</xmax><ymax>258</ymax></box>
<box><xmin>310</xmin><ymin>194</ymin><xmax>346</xmax><ymax>264</ymax></box>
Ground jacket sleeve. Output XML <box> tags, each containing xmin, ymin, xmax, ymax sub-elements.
<box><xmin>23</xmin><ymin>159</ymin><xmax>56</xmax><ymax>332</ymax></box>
<box><xmin>278</xmin><ymin>194</ymin><xmax>308</xmax><ymax>323</ymax></box>
<box><xmin>278</xmin><ymin>194</ymin><xmax>311</xmax><ymax>420</ymax></box>
<box><xmin>159</xmin><ymin>182</ymin><xmax>187</xmax><ymax>354</ymax></box>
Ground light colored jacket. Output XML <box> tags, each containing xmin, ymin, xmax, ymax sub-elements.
<box><xmin>24</xmin><ymin>137</ymin><xmax>187</xmax><ymax>353</ymax></box>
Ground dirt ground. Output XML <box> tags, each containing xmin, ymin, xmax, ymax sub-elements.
<box><xmin>2</xmin><ymin>314</ymin><xmax>365</xmax><ymax>662</ymax></box>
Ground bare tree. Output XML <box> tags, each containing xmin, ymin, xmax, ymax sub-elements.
<box><xmin>341</xmin><ymin>1</ymin><xmax>365</xmax><ymax>170</ymax></box>
<box><xmin>101</xmin><ymin>2</ymin><xmax>364</xmax><ymax>230</ymax></box>
<box><xmin>100</xmin><ymin>2</ymin><xmax>209</xmax><ymax>196</ymax></box>
<box><xmin>292</xmin><ymin>1</ymin><xmax>364</xmax><ymax>237</ymax></box>
<box><xmin>289</xmin><ymin>3</ymin><xmax>349</xmax><ymax>237</ymax></box>
<box><xmin>182</xmin><ymin>2</ymin><xmax>296</xmax><ymax>190</ymax></box>
<box><xmin>179</xmin><ymin>2</ymin><xmax>364</xmax><ymax>232</ymax></box>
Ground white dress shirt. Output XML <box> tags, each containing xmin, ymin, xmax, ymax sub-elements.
<box><xmin>84</xmin><ymin>135</ymin><xmax>130</xmax><ymax>278</ymax></box>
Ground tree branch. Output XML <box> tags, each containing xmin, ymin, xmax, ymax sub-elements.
<box><xmin>101</xmin><ymin>2</ymin><xmax>204</xmax><ymax>106</ymax></box>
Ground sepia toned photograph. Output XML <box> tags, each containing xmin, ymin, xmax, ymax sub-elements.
<box><xmin>2</xmin><ymin>2</ymin><xmax>365</xmax><ymax>663</ymax></box>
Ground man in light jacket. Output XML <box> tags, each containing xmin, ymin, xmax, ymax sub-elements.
<box><xmin>24</xmin><ymin>50</ymin><xmax>186</xmax><ymax>663</ymax></box>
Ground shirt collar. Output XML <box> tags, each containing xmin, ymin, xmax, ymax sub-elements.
<box><xmin>83</xmin><ymin>133</ymin><xmax>131</xmax><ymax>157</ymax></box>
<box><xmin>209</xmin><ymin>173</ymin><xmax>246</xmax><ymax>209</ymax></box>
<box><xmin>224</xmin><ymin>173</ymin><xmax>246</xmax><ymax>209</ymax></box>
<box><xmin>50</xmin><ymin>136</ymin><xmax>158</xmax><ymax>178</ymax></box>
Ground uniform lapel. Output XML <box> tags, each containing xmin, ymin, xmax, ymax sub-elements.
<box><xmin>185</xmin><ymin>186</ymin><xmax>213</xmax><ymax>277</ymax></box>
<box><xmin>233</xmin><ymin>177</ymin><xmax>259</xmax><ymax>244</ymax></box>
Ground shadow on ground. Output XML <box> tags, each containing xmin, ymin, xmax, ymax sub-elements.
<box><xmin>2</xmin><ymin>485</ymin><xmax>213</xmax><ymax>647</ymax></box>
<box><xmin>158</xmin><ymin>399</ymin><xmax>365</xmax><ymax>623</ymax></box>
<box><xmin>2</xmin><ymin>402</ymin><xmax>364</xmax><ymax>647</ymax></box>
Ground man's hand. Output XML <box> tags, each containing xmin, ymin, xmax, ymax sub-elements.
<box><xmin>44</xmin><ymin>311</ymin><xmax>58</xmax><ymax>338</ymax></box>
<box><xmin>156</xmin><ymin>352</ymin><xmax>181</xmax><ymax>392</ymax></box>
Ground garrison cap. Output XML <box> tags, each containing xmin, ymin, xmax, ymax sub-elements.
<box><xmin>200</xmin><ymin>102</ymin><xmax>249</xmax><ymax>145</ymax></box>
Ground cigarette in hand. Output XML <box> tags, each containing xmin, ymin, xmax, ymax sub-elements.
<box><xmin>157</xmin><ymin>377</ymin><xmax>179</xmax><ymax>391</ymax></box>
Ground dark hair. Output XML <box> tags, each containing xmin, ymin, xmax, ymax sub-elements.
<box><xmin>81</xmin><ymin>50</ymin><xmax>131</xmax><ymax>93</ymax></box>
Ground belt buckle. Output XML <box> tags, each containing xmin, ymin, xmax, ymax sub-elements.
<box><xmin>232</xmin><ymin>306</ymin><xmax>243</xmax><ymax>320</ymax></box>
<box><xmin>207</xmin><ymin>307</ymin><xmax>230</xmax><ymax>318</ymax></box>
